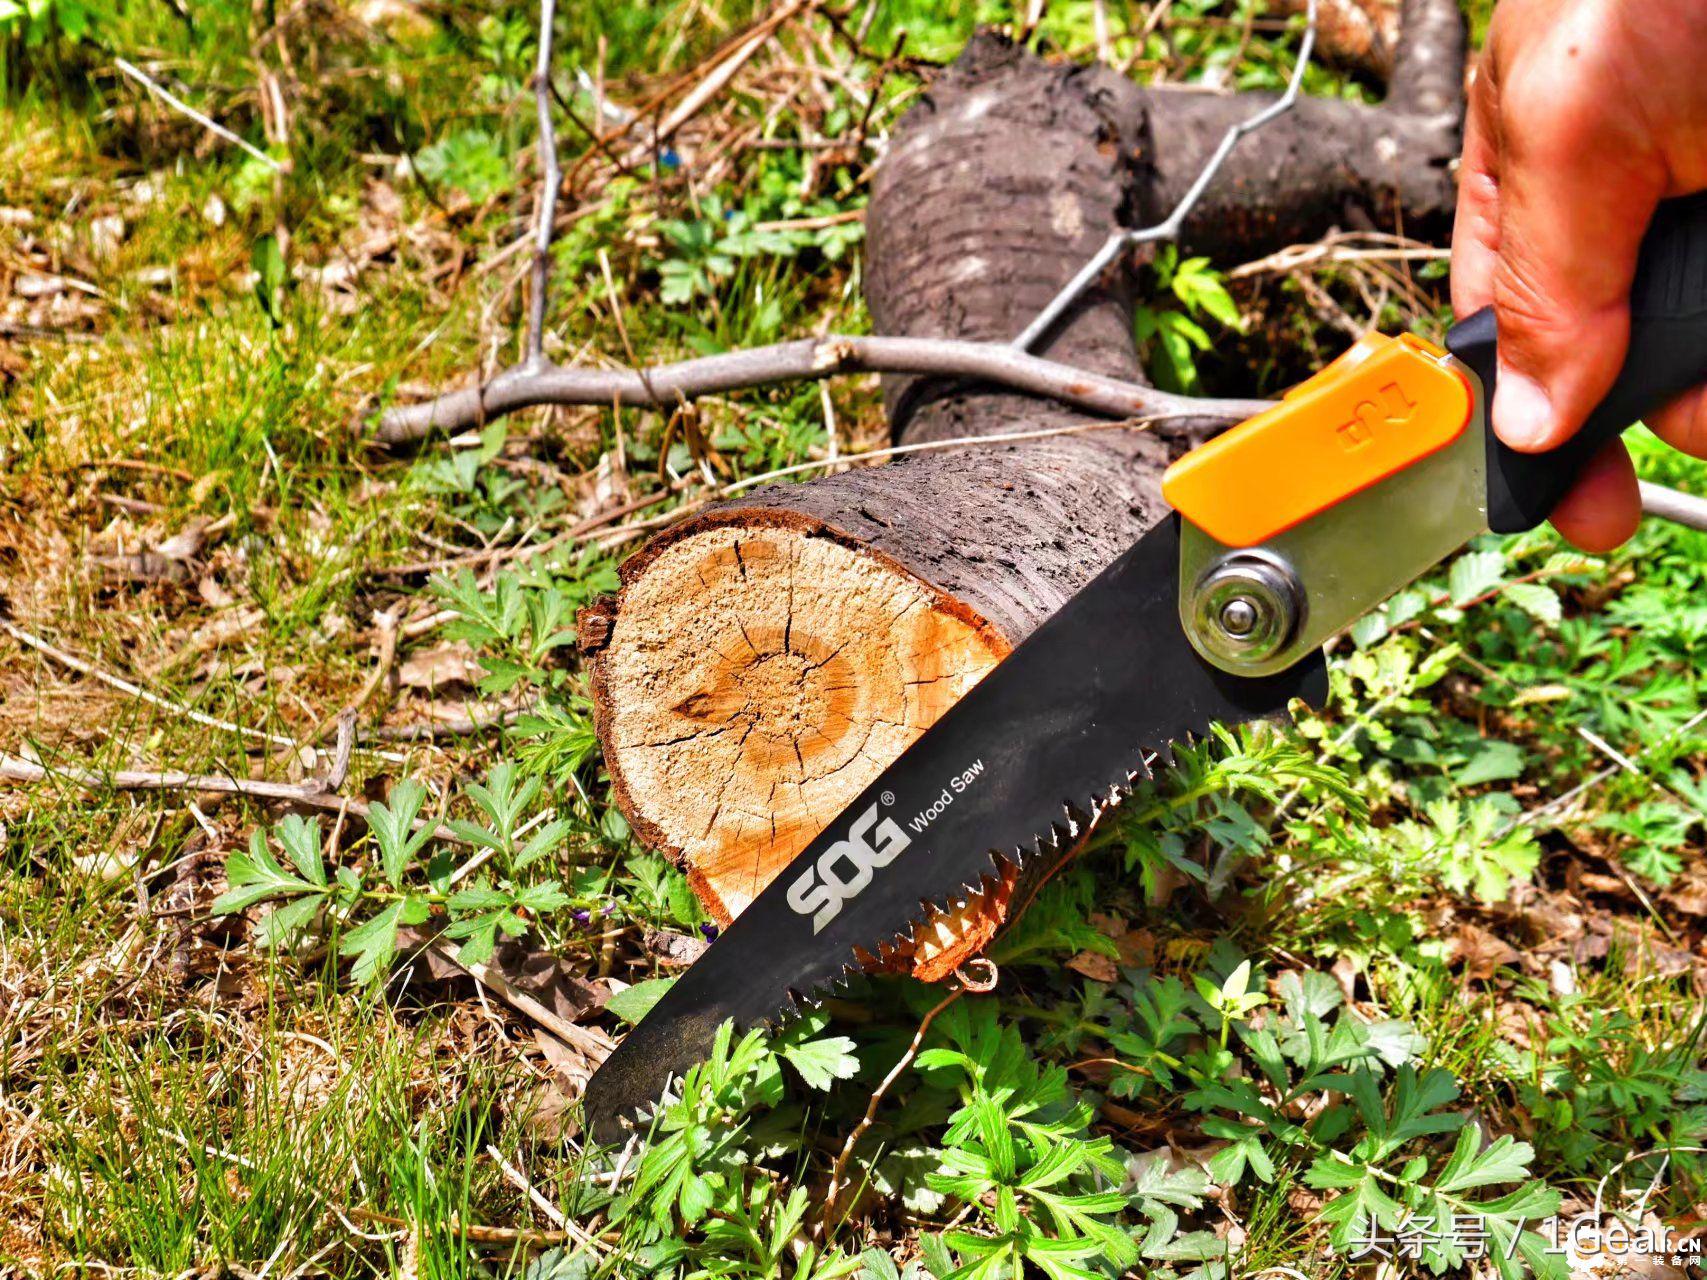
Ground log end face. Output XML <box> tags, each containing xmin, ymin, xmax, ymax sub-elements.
<box><xmin>587</xmin><ymin>514</ymin><xmax>1012</xmax><ymax>951</ymax></box>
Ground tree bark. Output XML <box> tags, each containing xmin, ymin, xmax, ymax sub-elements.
<box><xmin>579</xmin><ymin>0</ymin><xmax>1465</xmax><ymax>978</ymax></box>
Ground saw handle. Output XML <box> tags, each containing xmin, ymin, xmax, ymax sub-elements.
<box><xmin>1446</xmin><ymin>191</ymin><xmax>1707</xmax><ymax>534</ymax></box>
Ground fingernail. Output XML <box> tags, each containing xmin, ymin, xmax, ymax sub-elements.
<box><xmin>1493</xmin><ymin>363</ymin><xmax>1554</xmax><ymax>450</ymax></box>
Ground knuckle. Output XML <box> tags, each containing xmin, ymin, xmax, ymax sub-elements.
<box><xmin>1490</xmin><ymin>257</ymin><xmax>1577</xmax><ymax>352</ymax></box>
<box><xmin>1656</xmin><ymin>390</ymin><xmax>1707</xmax><ymax>459</ymax></box>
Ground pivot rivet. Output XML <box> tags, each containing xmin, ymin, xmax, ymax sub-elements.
<box><xmin>1190</xmin><ymin>551</ymin><xmax>1303</xmax><ymax>668</ymax></box>
<box><xmin>1219</xmin><ymin>597</ymin><xmax>1259</xmax><ymax>637</ymax></box>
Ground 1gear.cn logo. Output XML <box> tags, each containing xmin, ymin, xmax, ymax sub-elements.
<box><xmin>786</xmin><ymin>802</ymin><xmax>912</xmax><ymax>934</ymax></box>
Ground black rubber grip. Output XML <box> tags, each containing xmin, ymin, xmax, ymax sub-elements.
<box><xmin>1446</xmin><ymin>191</ymin><xmax>1707</xmax><ymax>534</ymax></box>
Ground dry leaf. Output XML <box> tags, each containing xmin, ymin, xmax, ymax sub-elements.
<box><xmin>644</xmin><ymin>927</ymin><xmax>708</xmax><ymax>968</ymax></box>
<box><xmin>1449</xmin><ymin>923</ymin><xmax>1520</xmax><ymax>979</ymax></box>
<box><xmin>1066</xmin><ymin>950</ymin><xmax>1119</xmax><ymax>983</ymax></box>
<box><xmin>398</xmin><ymin>641</ymin><xmax>482</xmax><ymax>691</ymax></box>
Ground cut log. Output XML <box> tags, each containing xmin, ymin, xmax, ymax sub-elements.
<box><xmin>580</xmin><ymin>0</ymin><xmax>1466</xmax><ymax>978</ymax></box>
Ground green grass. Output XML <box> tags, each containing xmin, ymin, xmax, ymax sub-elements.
<box><xmin>6</xmin><ymin>0</ymin><xmax>1707</xmax><ymax>1276</ymax></box>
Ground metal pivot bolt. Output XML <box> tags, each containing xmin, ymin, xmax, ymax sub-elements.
<box><xmin>1190</xmin><ymin>551</ymin><xmax>1304</xmax><ymax>668</ymax></box>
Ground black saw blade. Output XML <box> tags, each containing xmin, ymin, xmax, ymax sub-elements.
<box><xmin>583</xmin><ymin>516</ymin><xmax>1326</xmax><ymax>1142</ymax></box>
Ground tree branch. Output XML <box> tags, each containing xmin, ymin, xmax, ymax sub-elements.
<box><xmin>524</xmin><ymin>0</ymin><xmax>562</xmax><ymax>369</ymax></box>
<box><xmin>1013</xmin><ymin>0</ymin><xmax>1319</xmax><ymax>350</ymax></box>
<box><xmin>370</xmin><ymin>334</ymin><xmax>1270</xmax><ymax>445</ymax></box>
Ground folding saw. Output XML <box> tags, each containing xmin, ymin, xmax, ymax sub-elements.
<box><xmin>585</xmin><ymin>192</ymin><xmax>1707</xmax><ymax>1143</ymax></box>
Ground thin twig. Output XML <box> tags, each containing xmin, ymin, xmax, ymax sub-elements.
<box><xmin>3</xmin><ymin>617</ymin><xmax>304</xmax><ymax>752</ymax></box>
<box><xmin>819</xmin><ymin>959</ymin><xmax>997</xmax><ymax>1237</ymax></box>
<box><xmin>486</xmin><ymin>1143</ymin><xmax>611</xmax><ymax>1253</ymax></box>
<box><xmin>1</xmin><ymin>748</ymin><xmax>342</xmax><ymax>805</ymax></box>
<box><xmin>716</xmin><ymin>413</ymin><xmax>1184</xmax><ymax>493</ymax></box>
<box><xmin>362</xmin><ymin>701</ymin><xmax>534</xmax><ymax>742</ymax></box>
<box><xmin>344</xmin><ymin>1205</ymin><xmax>572</xmax><ymax>1248</ymax></box>
<box><xmin>1228</xmin><ymin>233</ymin><xmax>1448</xmax><ymax>280</ymax></box>
<box><xmin>524</xmin><ymin>0</ymin><xmax>563</xmax><ymax>369</ymax></box>
<box><xmin>1013</xmin><ymin>0</ymin><xmax>1319</xmax><ymax>350</ymax></box>
<box><xmin>627</xmin><ymin>0</ymin><xmax>808</xmax><ymax>162</ymax></box>
<box><xmin>429</xmin><ymin>942</ymin><xmax>617</xmax><ymax>1061</ymax></box>
<box><xmin>371</xmin><ymin>334</ymin><xmax>1269</xmax><ymax>443</ymax></box>
<box><xmin>114</xmin><ymin>57</ymin><xmax>283</xmax><ymax>171</ymax></box>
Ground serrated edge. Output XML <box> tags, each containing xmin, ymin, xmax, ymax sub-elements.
<box><xmin>592</xmin><ymin>739</ymin><xmax>1191</xmax><ymax>1136</ymax></box>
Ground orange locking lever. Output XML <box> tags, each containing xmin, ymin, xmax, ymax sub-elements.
<box><xmin>1161</xmin><ymin>332</ymin><xmax>1473</xmax><ymax>549</ymax></box>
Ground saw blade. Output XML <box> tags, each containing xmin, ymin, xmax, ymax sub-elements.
<box><xmin>583</xmin><ymin>516</ymin><xmax>1326</xmax><ymax>1142</ymax></box>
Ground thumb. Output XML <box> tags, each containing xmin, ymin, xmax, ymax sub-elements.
<box><xmin>1483</xmin><ymin>49</ymin><xmax>1667</xmax><ymax>452</ymax></box>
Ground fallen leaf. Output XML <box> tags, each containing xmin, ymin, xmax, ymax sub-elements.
<box><xmin>1664</xmin><ymin>877</ymin><xmax>1707</xmax><ymax>916</ymax></box>
<box><xmin>1449</xmin><ymin>922</ymin><xmax>1520</xmax><ymax>979</ymax></box>
<box><xmin>643</xmin><ymin>927</ymin><xmax>708</xmax><ymax>968</ymax></box>
<box><xmin>398</xmin><ymin>641</ymin><xmax>483</xmax><ymax>691</ymax></box>
<box><xmin>1116</xmin><ymin>928</ymin><xmax>1155</xmax><ymax>968</ymax></box>
<box><xmin>515</xmin><ymin>1078</ymin><xmax>579</xmax><ymax>1143</ymax></box>
<box><xmin>1066</xmin><ymin>950</ymin><xmax>1119</xmax><ymax>983</ymax></box>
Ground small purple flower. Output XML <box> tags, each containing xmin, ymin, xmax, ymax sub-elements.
<box><xmin>571</xmin><ymin>909</ymin><xmax>591</xmax><ymax>926</ymax></box>
<box><xmin>699</xmin><ymin>922</ymin><xmax>720</xmax><ymax>941</ymax></box>
<box><xmin>602</xmin><ymin>903</ymin><xmax>616</xmax><ymax>917</ymax></box>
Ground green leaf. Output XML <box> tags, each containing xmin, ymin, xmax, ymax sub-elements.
<box><xmin>253</xmin><ymin>895</ymin><xmax>322</xmax><ymax>949</ymax></box>
<box><xmin>1449</xmin><ymin>551</ymin><xmax>1506</xmax><ymax>605</ymax></box>
<box><xmin>273</xmin><ymin>815</ymin><xmax>326</xmax><ymax>886</ymax></box>
<box><xmin>607</xmin><ymin>976</ymin><xmax>676</xmax><ymax>1024</ymax></box>
<box><xmin>514</xmin><ymin>818</ymin><xmax>571</xmax><ymax>871</ymax></box>
<box><xmin>678</xmin><ymin>1172</ymin><xmax>715</xmax><ymax>1223</ymax></box>
<box><xmin>778</xmin><ymin>1030</ymin><xmax>859</xmax><ymax>1091</ymax></box>
<box><xmin>339</xmin><ymin>896</ymin><xmax>430</xmax><ymax>985</ymax></box>
<box><xmin>1451</xmin><ymin>738</ymin><xmax>1528</xmax><ymax>787</ymax></box>
<box><xmin>919</xmin><ymin>1233</ymin><xmax>956</xmax><ymax>1279</ymax></box>
<box><xmin>413</xmin><ymin>128</ymin><xmax>513</xmax><ymax>201</ymax></box>
<box><xmin>213</xmin><ymin>828</ymin><xmax>322</xmax><ymax>914</ymax></box>
<box><xmin>368</xmin><ymin>780</ymin><xmax>434</xmax><ymax>889</ymax></box>
<box><xmin>251</xmin><ymin>234</ymin><xmax>286</xmax><ymax>326</ymax></box>
<box><xmin>1350</xmin><ymin>611</ymin><xmax>1389</xmax><ymax>648</ymax></box>
<box><xmin>1503</xmin><ymin>580</ymin><xmax>1563</xmax><ymax>624</ymax></box>
<box><xmin>1436</xmin><ymin>1130</ymin><xmax>1538</xmax><ymax>1193</ymax></box>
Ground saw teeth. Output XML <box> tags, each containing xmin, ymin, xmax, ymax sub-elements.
<box><xmin>746</xmin><ymin>752</ymin><xmax>1167</xmax><ymax>1028</ymax></box>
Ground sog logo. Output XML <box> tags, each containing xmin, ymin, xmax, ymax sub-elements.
<box><xmin>786</xmin><ymin>760</ymin><xmax>986</xmax><ymax>934</ymax></box>
<box><xmin>786</xmin><ymin>802</ymin><xmax>911</xmax><ymax>934</ymax></box>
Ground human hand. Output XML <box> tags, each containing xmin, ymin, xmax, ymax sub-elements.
<box><xmin>1451</xmin><ymin>0</ymin><xmax>1707</xmax><ymax>550</ymax></box>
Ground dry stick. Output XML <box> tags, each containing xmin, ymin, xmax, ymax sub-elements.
<box><xmin>114</xmin><ymin>57</ymin><xmax>282</xmax><ymax>171</ymax></box>
<box><xmin>372</xmin><ymin>0</ymin><xmax>1261</xmax><ymax>448</ymax></box>
<box><xmin>819</xmin><ymin>959</ymin><xmax>998</xmax><ymax>1237</ymax></box>
<box><xmin>716</xmin><ymin>413</ymin><xmax>1178</xmax><ymax>494</ymax></box>
<box><xmin>1228</xmin><ymin>235</ymin><xmax>1448</xmax><ymax>280</ymax></box>
<box><xmin>0</xmin><ymin>720</ymin><xmax>354</xmax><ymax>807</ymax></box>
<box><xmin>344</xmin><ymin>1205</ymin><xmax>571</xmax><ymax>1248</ymax></box>
<box><xmin>371</xmin><ymin>334</ymin><xmax>1268</xmax><ymax>443</ymax></box>
<box><xmin>0</xmin><ymin>740</ymin><xmax>487</xmax><ymax>853</ymax></box>
<box><xmin>429</xmin><ymin>942</ymin><xmax>617</xmax><ymax>1061</ymax></box>
<box><xmin>362</xmin><ymin>701</ymin><xmax>534</xmax><ymax>743</ymax></box>
<box><xmin>3</xmin><ymin>617</ymin><xmax>304</xmax><ymax>752</ymax></box>
<box><xmin>524</xmin><ymin>0</ymin><xmax>563</xmax><ymax>370</ymax></box>
<box><xmin>485</xmin><ymin>1143</ymin><xmax>613</xmax><ymax>1254</ymax></box>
